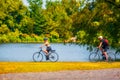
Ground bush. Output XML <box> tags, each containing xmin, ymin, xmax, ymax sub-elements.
<box><xmin>0</xmin><ymin>34</ymin><xmax>9</xmax><ymax>43</ymax></box>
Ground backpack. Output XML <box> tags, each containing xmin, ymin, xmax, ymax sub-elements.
<box><xmin>104</xmin><ymin>39</ymin><xmax>109</xmax><ymax>46</ymax></box>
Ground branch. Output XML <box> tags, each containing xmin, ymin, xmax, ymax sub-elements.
<box><xmin>105</xmin><ymin>0</ymin><xmax>120</xmax><ymax>8</ymax></box>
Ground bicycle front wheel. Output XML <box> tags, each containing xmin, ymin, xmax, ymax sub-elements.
<box><xmin>49</xmin><ymin>52</ymin><xmax>59</xmax><ymax>62</ymax></box>
<box><xmin>89</xmin><ymin>52</ymin><xmax>100</xmax><ymax>62</ymax></box>
<box><xmin>33</xmin><ymin>52</ymin><xmax>43</xmax><ymax>62</ymax></box>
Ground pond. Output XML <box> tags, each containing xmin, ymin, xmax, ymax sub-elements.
<box><xmin>0</xmin><ymin>43</ymin><xmax>91</xmax><ymax>62</ymax></box>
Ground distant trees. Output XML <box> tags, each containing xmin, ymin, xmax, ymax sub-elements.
<box><xmin>0</xmin><ymin>0</ymin><xmax>120</xmax><ymax>48</ymax></box>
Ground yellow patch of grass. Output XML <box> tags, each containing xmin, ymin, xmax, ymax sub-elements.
<box><xmin>0</xmin><ymin>62</ymin><xmax>120</xmax><ymax>74</ymax></box>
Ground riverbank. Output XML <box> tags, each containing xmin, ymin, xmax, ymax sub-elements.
<box><xmin>0</xmin><ymin>62</ymin><xmax>120</xmax><ymax>74</ymax></box>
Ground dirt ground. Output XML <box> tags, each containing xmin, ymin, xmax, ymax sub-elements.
<box><xmin>0</xmin><ymin>69</ymin><xmax>120</xmax><ymax>80</ymax></box>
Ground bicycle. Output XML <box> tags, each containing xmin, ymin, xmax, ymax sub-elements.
<box><xmin>89</xmin><ymin>48</ymin><xmax>116</xmax><ymax>62</ymax></box>
<box><xmin>33</xmin><ymin>48</ymin><xmax>59</xmax><ymax>62</ymax></box>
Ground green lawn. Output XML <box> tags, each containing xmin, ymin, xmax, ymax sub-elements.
<box><xmin>0</xmin><ymin>62</ymin><xmax>120</xmax><ymax>74</ymax></box>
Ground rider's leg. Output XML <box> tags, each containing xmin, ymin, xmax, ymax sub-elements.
<box><xmin>43</xmin><ymin>50</ymin><xmax>49</xmax><ymax>55</ymax></box>
<box><xmin>103</xmin><ymin>51</ymin><xmax>108</xmax><ymax>61</ymax></box>
<box><xmin>103</xmin><ymin>48</ymin><xmax>108</xmax><ymax>61</ymax></box>
<box><xmin>43</xmin><ymin>50</ymin><xmax>49</xmax><ymax>60</ymax></box>
<box><xmin>100</xmin><ymin>48</ymin><xmax>108</xmax><ymax>61</ymax></box>
<box><xmin>44</xmin><ymin>47</ymin><xmax>52</xmax><ymax>60</ymax></box>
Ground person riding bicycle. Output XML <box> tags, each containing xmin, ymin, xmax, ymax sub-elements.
<box><xmin>40</xmin><ymin>38</ymin><xmax>52</xmax><ymax>60</ymax></box>
<box><xmin>98</xmin><ymin>36</ymin><xmax>109</xmax><ymax>61</ymax></box>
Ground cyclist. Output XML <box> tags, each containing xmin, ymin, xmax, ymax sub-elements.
<box><xmin>98</xmin><ymin>36</ymin><xmax>109</xmax><ymax>61</ymax></box>
<box><xmin>40</xmin><ymin>38</ymin><xmax>52</xmax><ymax>60</ymax></box>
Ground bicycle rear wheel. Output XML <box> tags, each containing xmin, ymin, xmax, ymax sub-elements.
<box><xmin>33</xmin><ymin>52</ymin><xmax>43</xmax><ymax>62</ymax></box>
<box><xmin>108</xmin><ymin>52</ymin><xmax>116</xmax><ymax>62</ymax></box>
<box><xmin>49</xmin><ymin>52</ymin><xmax>59</xmax><ymax>62</ymax></box>
<box><xmin>89</xmin><ymin>52</ymin><xmax>100</xmax><ymax>62</ymax></box>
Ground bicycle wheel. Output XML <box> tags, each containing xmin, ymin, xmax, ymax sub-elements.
<box><xmin>115</xmin><ymin>52</ymin><xmax>120</xmax><ymax>61</ymax></box>
<box><xmin>89</xmin><ymin>52</ymin><xmax>100</xmax><ymax>62</ymax></box>
<box><xmin>33</xmin><ymin>52</ymin><xmax>43</xmax><ymax>62</ymax></box>
<box><xmin>49</xmin><ymin>52</ymin><xmax>59</xmax><ymax>62</ymax></box>
<box><xmin>108</xmin><ymin>52</ymin><xmax>116</xmax><ymax>62</ymax></box>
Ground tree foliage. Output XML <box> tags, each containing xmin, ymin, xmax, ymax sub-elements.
<box><xmin>0</xmin><ymin>0</ymin><xmax>120</xmax><ymax>48</ymax></box>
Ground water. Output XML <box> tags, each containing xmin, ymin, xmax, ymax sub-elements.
<box><xmin>0</xmin><ymin>43</ymin><xmax>90</xmax><ymax>62</ymax></box>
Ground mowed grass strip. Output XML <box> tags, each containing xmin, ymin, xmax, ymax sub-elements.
<box><xmin>0</xmin><ymin>62</ymin><xmax>120</xmax><ymax>74</ymax></box>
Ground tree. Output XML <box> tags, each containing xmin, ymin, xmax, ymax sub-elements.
<box><xmin>27</xmin><ymin>0</ymin><xmax>47</xmax><ymax>35</ymax></box>
<box><xmin>44</xmin><ymin>0</ymin><xmax>73</xmax><ymax>39</ymax></box>
<box><xmin>0</xmin><ymin>24</ymin><xmax>10</xmax><ymax>34</ymax></box>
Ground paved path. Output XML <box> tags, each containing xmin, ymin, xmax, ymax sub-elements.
<box><xmin>0</xmin><ymin>69</ymin><xmax>120</xmax><ymax>80</ymax></box>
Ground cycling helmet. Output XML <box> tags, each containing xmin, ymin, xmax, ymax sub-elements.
<box><xmin>43</xmin><ymin>38</ymin><xmax>48</xmax><ymax>41</ymax></box>
<box><xmin>98</xmin><ymin>36</ymin><xmax>103</xmax><ymax>39</ymax></box>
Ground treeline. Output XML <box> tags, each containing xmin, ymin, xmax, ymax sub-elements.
<box><xmin>0</xmin><ymin>0</ymin><xmax>120</xmax><ymax>48</ymax></box>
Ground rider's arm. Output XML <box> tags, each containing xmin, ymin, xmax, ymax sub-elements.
<box><xmin>40</xmin><ymin>44</ymin><xmax>45</xmax><ymax>48</ymax></box>
<box><xmin>98</xmin><ymin>42</ymin><xmax>102</xmax><ymax>48</ymax></box>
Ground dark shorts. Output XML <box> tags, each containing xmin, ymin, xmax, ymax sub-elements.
<box><xmin>46</xmin><ymin>46</ymin><xmax>52</xmax><ymax>52</ymax></box>
<box><xmin>102</xmin><ymin>46</ymin><xmax>109</xmax><ymax>52</ymax></box>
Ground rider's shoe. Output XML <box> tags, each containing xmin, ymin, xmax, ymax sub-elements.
<box><xmin>46</xmin><ymin>55</ymin><xmax>49</xmax><ymax>60</ymax></box>
<box><xmin>102</xmin><ymin>56</ymin><xmax>106</xmax><ymax>60</ymax></box>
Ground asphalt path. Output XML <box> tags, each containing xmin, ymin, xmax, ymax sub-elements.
<box><xmin>0</xmin><ymin>69</ymin><xmax>120</xmax><ymax>80</ymax></box>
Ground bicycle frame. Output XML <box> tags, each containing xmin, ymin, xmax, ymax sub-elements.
<box><xmin>95</xmin><ymin>48</ymin><xmax>109</xmax><ymax>55</ymax></box>
<box><xmin>39</xmin><ymin>48</ymin><xmax>55</xmax><ymax>55</ymax></box>
<box><xmin>39</xmin><ymin>48</ymin><xmax>45</xmax><ymax>55</ymax></box>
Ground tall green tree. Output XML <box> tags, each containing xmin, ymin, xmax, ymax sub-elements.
<box><xmin>27</xmin><ymin>0</ymin><xmax>47</xmax><ymax>35</ymax></box>
<box><xmin>44</xmin><ymin>0</ymin><xmax>73</xmax><ymax>39</ymax></box>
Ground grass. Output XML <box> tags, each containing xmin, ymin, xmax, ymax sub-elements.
<box><xmin>0</xmin><ymin>62</ymin><xmax>120</xmax><ymax>74</ymax></box>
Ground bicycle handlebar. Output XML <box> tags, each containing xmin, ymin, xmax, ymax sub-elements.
<box><xmin>94</xmin><ymin>48</ymin><xmax>99</xmax><ymax>53</ymax></box>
